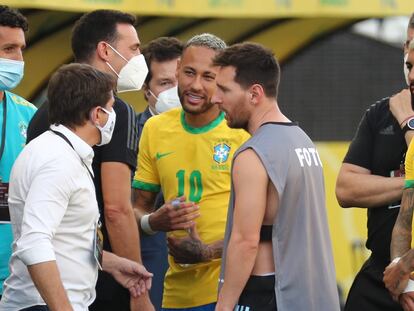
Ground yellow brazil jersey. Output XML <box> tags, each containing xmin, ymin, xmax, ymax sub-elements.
<box><xmin>405</xmin><ymin>140</ymin><xmax>414</xmax><ymax>249</ymax></box>
<box><xmin>133</xmin><ymin>108</ymin><xmax>249</xmax><ymax>308</ymax></box>
<box><xmin>405</xmin><ymin>139</ymin><xmax>414</xmax><ymax>188</ymax></box>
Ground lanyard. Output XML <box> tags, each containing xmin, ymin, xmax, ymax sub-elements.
<box><xmin>50</xmin><ymin>129</ymin><xmax>95</xmax><ymax>181</ymax></box>
<box><xmin>0</xmin><ymin>94</ymin><xmax>7</xmax><ymax>161</ymax></box>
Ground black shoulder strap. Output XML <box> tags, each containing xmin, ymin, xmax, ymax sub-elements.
<box><xmin>51</xmin><ymin>129</ymin><xmax>74</xmax><ymax>149</ymax></box>
<box><xmin>0</xmin><ymin>95</ymin><xmax>8</xmax><ymax>161</ymax></box>
<box><xmin>50</xmin><ymin>129</ymin><xmax>94</xmax><ymax>181</ymax></box>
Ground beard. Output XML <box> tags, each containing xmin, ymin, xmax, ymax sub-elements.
<box><xmin>178</xmin><ymin>86</ymin><xmax>215</xmax><ymax>115</ymax></box>
<box><xmin>226</xmin><ymin>110</ymin><xmax>249</xmax><ymax>131</ymax></box>
<box><xmin>228</xmin><ymin>118</ymin><xmax>249</xmax><ymax>131</ymax></box>
<box><xmin>182</xmin><ymin>100</ymin><xmax>215</xmax><ymax>115</ymax></box>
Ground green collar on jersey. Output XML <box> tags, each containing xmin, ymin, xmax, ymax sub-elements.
<box><xmin>180</xmin><ymin>110</ymin><xmax>225</xmax><ymax>134</ymax></box>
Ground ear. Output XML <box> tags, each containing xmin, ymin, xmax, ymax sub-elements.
<box><xmin>89</xmin><ymin>106</ymin><xmax>100</xmax><ymax>125</ymax></box>
<box><xmin>143</xmin><ymin>83</ymin><xmax>150</xmax><ymax>101</ymax></box>
<box><xmin>249</xmin><ymin>84</ymin><xmax>265</xmax><ymax>105</ymax></box>
<box><xmin>96</xmin><ymin>41</ymin><xmax>110</xmax><ymax>62</ymax></box>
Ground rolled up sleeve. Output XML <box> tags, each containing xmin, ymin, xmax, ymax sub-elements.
<box><xmin>15</xmin><ymin>160</ymin><xmax>72</xmax><ymax>266</ymax></box>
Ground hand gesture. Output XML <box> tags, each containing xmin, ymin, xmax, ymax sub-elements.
<box><xmin>400</xmin><ymin>292</ymin><xmax>414</xmax><ymax>311</ymax></box>
<box><xmin>384</xmin><ymin>257</ymin><xmax>411</xmax><ymax>301</ymax></box>
<box><xmin>104</xmin><ymin>253</ymin><xmax>153</xmax><ymax>298</ymax></box>
<box><xmin>150</xmin><ymin>196</ymin><xmax>200</xmax><ymax>232</ymax></box>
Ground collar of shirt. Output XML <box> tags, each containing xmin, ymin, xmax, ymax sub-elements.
<box><xmin>50</xmin><ymin>124</ymin><xmax>94</xmax><ymax>169</ymax></box>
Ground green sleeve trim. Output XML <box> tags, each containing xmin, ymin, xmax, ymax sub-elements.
<box><xmin>404</xmin><ymin>180</ymin><xmax>414</xmax><ymax>189</ymax></box>
<box><xmin>132</xmin><ymin>180</ymin><xmax>161</xmax><ymax>192</ymax></box>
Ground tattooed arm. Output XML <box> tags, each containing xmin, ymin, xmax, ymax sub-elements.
<box><xmin>384</xmin><ymin>135</ymin><xmax>414</xmax><ymax>302</ymax></box>
<box><xmin>384</xmin><ymin>188</ymin><xmax>414</xmax><ymax>300</ymax></box>
<box><xmin>167</xmin><ymin>226</ymin><xmax>223</xmax><ymax>264</ymax></box>
<box><xmin>391</xmin><ymin>188</ymin><xmax>414</xmax><ymax>259</ymax></box>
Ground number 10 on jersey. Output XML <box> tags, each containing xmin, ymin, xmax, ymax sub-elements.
<box><xmin>176</xmin><ymin>170</ymin><xmax>203</xmax><ymax>202</ymax></box>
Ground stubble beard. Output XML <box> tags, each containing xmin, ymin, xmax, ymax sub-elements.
<box><xmin>179</xmin><ymin>89</ymin><xmax>214</xmax><ymax>115</ymax></box>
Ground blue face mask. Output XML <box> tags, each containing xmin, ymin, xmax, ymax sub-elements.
<box><xmin>0</xmin><ymin>58</ymin><xmax>24</xmax><ymax>91</ymax></box>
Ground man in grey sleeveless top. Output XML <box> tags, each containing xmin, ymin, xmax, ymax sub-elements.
<box><xmin>211</xmin><ymin>43</ymin><xmax>340</xmax><ymax>311</ymax></box>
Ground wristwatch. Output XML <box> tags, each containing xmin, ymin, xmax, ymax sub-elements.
<box><xmin>402</xmin><ymin>117</ymin><xmax>414</xmax><ymax>136</ymax></box>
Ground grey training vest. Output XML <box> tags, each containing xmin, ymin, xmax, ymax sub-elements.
<box><xmin>220</xmin><ymin>122</ymin><xmax>340</xmax><ymax>311</ymax></box>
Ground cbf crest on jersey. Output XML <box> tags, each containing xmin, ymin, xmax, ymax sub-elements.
<box><xmin>19</xmin><ymin>121</ymin><xmax>28</xmax><ymax>139</ymax></box>
<box><xmin>213</xmin><ymin>143</ymin><xmax>231</xmax><ymax>164</ymax></box>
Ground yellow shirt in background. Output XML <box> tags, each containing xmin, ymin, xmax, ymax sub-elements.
<box><xmin>405</xmin><ymin>138</ymin><xmax>414</xmax><ymax>188</ymax></box>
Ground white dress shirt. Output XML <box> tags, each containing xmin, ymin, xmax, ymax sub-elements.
<box><xmin>0</xmin><ymin>124</ymin><xmax>99</xmax><ymax>311</ymax></box>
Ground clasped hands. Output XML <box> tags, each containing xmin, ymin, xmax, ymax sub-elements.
<box><xmin>148</xmin><ymin>196</ymin><xmax>200</xmax><ymax>232</ymax></box>
<box><xmin>384</xmin><ymin>254</ymin><xmax>414</xmax><ymax>310</ymax></box>
<box><xmin>149</xmin><ymin>196</ymin><xmax>216</xmax><ymax>264</ymax></box>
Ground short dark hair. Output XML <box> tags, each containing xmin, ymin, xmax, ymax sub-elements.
<box><xmin>71</xmin><ymin>9</ymin><xmax>136</xmax><ymax>63</ymax></box>
<box><xmin>404</xmin><ymin>14</ymin><xmax>414</xmax><ymax>50</ymax></box>
<box><xmin>0</xmin><ymin>6</ymin><xmax>28</xmax><ymax>32</ymax></box>
<box><xmin>48</xmin><ymin>63</ymin><xmax>115</xmax><ymax>127</ymax></box>
<box><xmin>213</xmin><ymin>42</ymin><xmax>280</xmax><ymax>98</ymax></box>
<box><xmin>142</xmin><ymin>37</ymin><xmax>183</xmax><ymax>84</ymax></box>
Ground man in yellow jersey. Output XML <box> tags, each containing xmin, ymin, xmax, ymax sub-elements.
<box><xmin>384</xmin><ymin>39</ymin><xmax>414</xmax><ymax>310</ymax></box>
<box><xmin>132</xmin><ymin>33</ymin><xmax>249</xmax><ymax>311</ymax></box>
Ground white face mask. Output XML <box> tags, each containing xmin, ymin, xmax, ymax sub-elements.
<box><xmin>149</xmin><ymin>86</ymin><xmax>181</xmax><ymax>114</ymax></box>
<box><xmin>96</xmin><ymin>107</ymin><xmax>116</xmax><ymax>146</ymax></box>
<box><xmin>105</xmin><ymin>43</ymin><xmax>148</xmax><ymax>93</ymax></box>
<box><xmin>404</xmin><ymin>53</ymin><xmax>410</xmax><ymax>86</ymax></box>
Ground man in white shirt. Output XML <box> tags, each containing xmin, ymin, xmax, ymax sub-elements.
<box><xmin>0</xmin><ymin>63</ymin><xmax>152</xmax><ymax>311</ymax></box>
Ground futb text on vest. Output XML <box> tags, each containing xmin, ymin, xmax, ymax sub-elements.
<box><xmin>295</xmin><ymin>148</ymin><xmax>323</xmax><ymax>167</ymax></box>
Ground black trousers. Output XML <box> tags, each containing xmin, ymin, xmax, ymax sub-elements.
<box><xmin>89</xmin><ymin>270</ymin><xmax>130</xmax><ymax>311</ymax></box>
<box><xmin>345</xmin><ymin>255</ymin><xmax>403</xmax><ymax>311</ymax></box>
<box><xmin>237</xmin><ymin>275</ymin><xmax>277</xmax><ymax>311</ymax></box>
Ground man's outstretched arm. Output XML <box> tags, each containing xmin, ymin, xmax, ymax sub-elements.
<box><xmin>101</xmin><ymin>162</ymin><xmax>150</xmax><ymax>310</ymax></box>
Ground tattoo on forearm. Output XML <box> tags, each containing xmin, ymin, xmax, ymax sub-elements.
<box><xmin>392</xmin><ymin>189</ymin><xmax>414</xmax><ymax>259</ymax></box>
<box><xmin>209</xmin><ymin>240</ymin><xmax>223</xmax><ymax>259</ymax></box>
<box><xmin>177</xmin><ymin>239</ymin><xmax>222</xmax><ymax>262</ymax></box>
<box><xmin>134</xmin><ymin>191</ymin><xmax>156</xmax><ymax>212</ymax></box>
<box><xmin>209</xmin><ymin>246</ymin><xmax>222</xmax><ymax>260</ymax></box>
<box><xmin>179</xmin><ymin>239</ymin><xmax>210</xmax><ymax>262</ymax></box>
